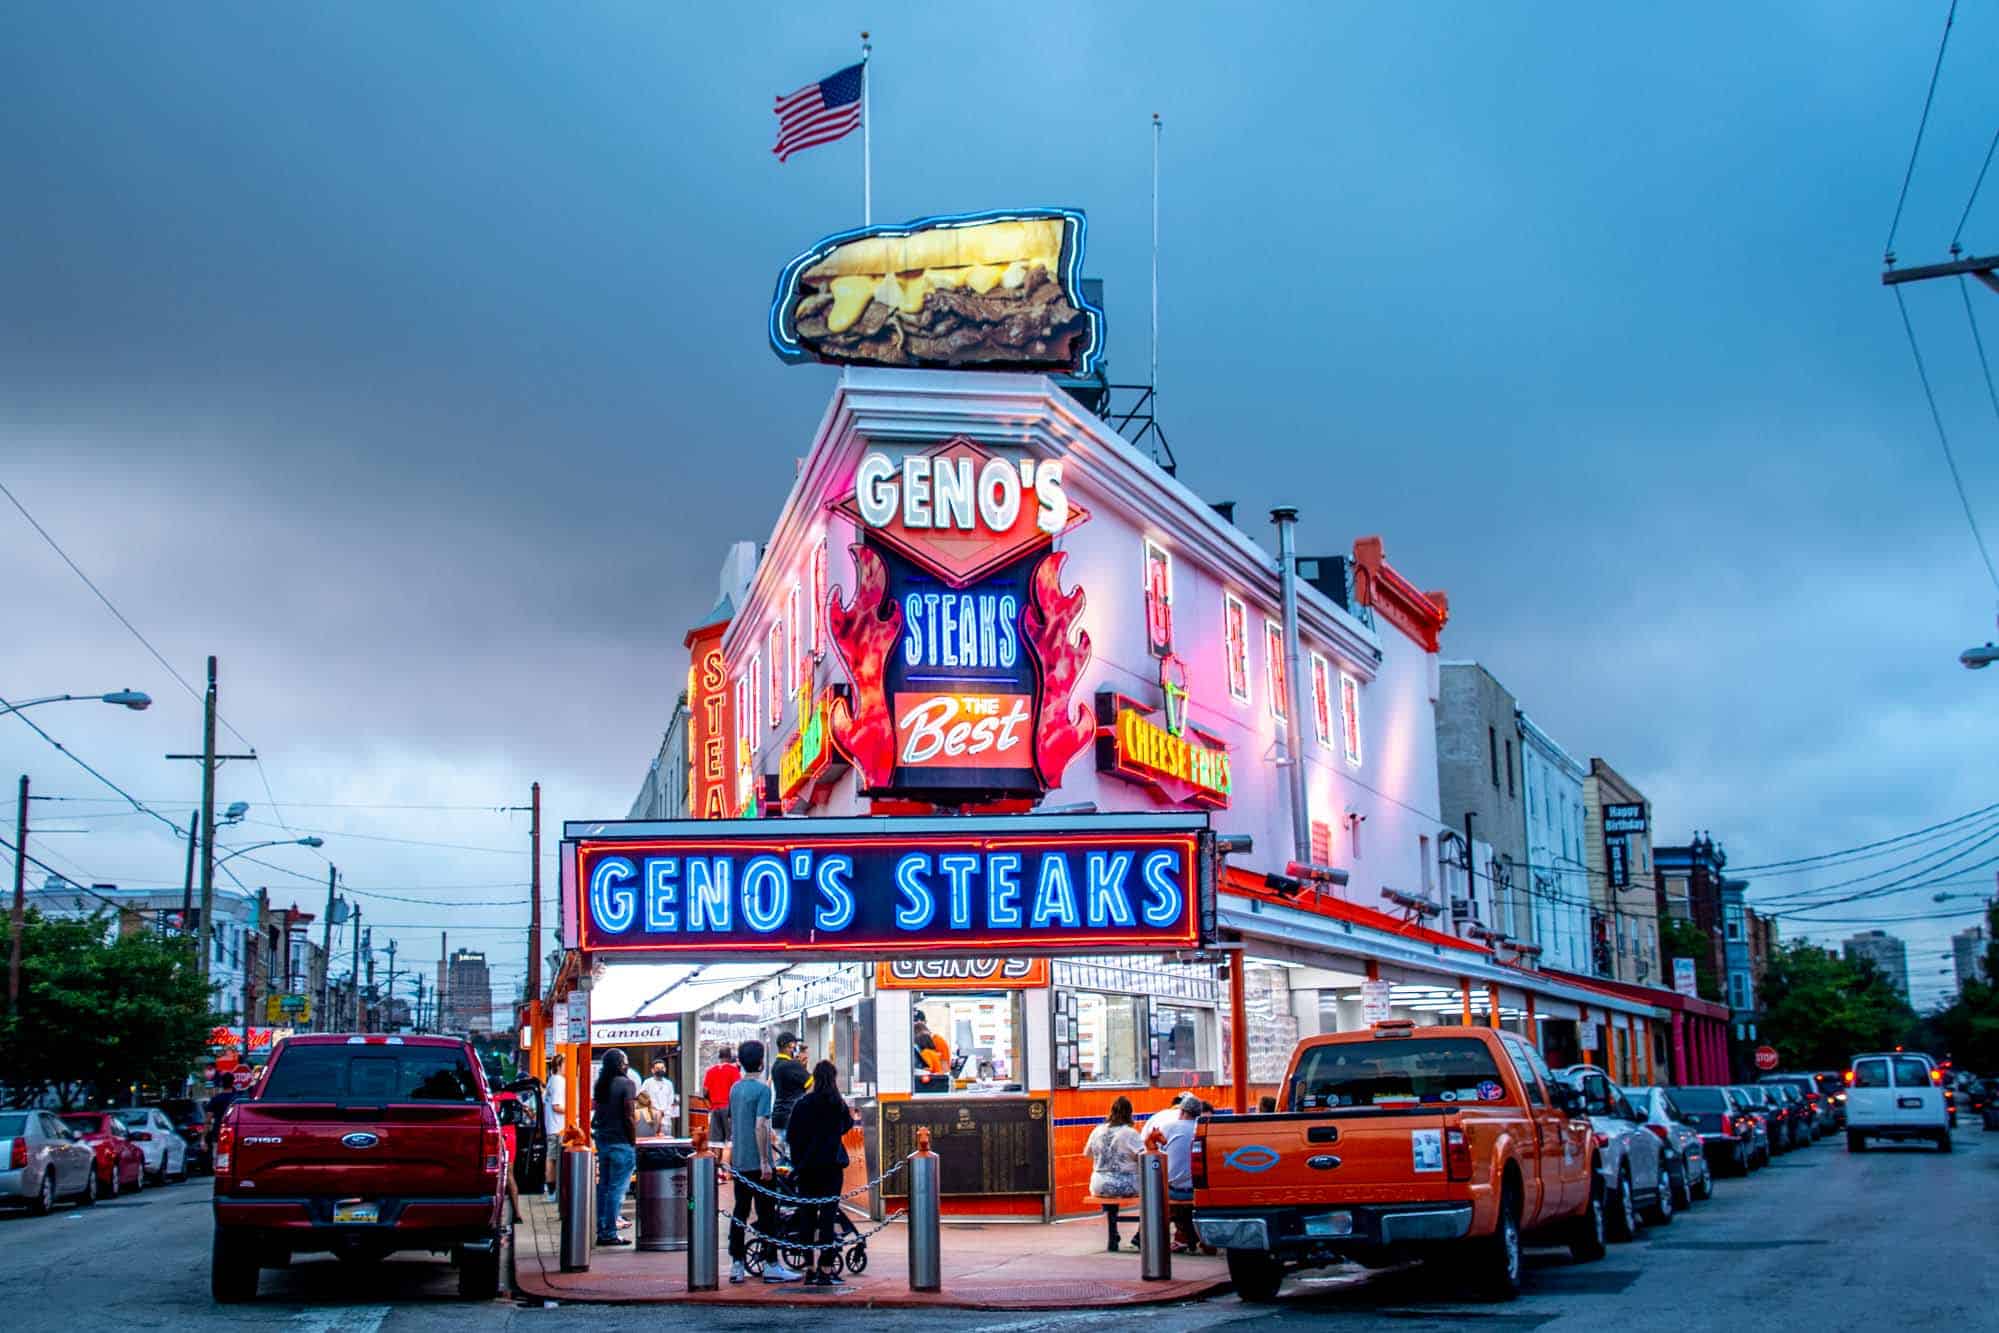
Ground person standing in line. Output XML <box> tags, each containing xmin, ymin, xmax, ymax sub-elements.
<box><xmin>727</xmin><ymin>1040</ymin><xmax>802</xmax><ymax>1284</ymax></box>
<box><xmin>638</xmin><ymin>1057</ymin><xmax>679</xmax><ymax>1137</ymax></box>
<box><xmin>542</xmin><ymin>1053</ymin><xmax>567</xmax><ymax>1199</ymax></box>
<box><xmin>701</xmin><ymin>1045</ymin><xmax>740</xmax><ymax>1147</ymax></box>
<box><xmin>771</xmin><ymin>1032</ymin><xmax>810</xmax><ymax>1134</ymax></box>
<box><xmin>785</xmin><ymin>1060</ymin><xmax>857</xmax><ymax>1286</ymax></box>
<box><xmin>591</xmin><ymin>1048</ymin><xmax>638</xmax><ymax>1246</ymax></box>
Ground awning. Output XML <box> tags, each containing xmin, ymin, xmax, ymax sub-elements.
<box><xmin>585</xmin><ymin>961</ymin><xmax>792</xmax><ymax>1024</ymax></box>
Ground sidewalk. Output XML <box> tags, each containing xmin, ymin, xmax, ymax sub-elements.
<box><xmin>512</xmin><ymin>1188</ymin><xmax>1231</xmax><ymax>1309</ymax></box>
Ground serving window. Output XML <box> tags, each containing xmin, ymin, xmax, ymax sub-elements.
<box><xmin>912</xmin><ymin>991</ymin><xmax>1023</xmax><ymax>1092</ymax></box>
<box><xmin>1073</xmin><ymin>991</ymin><xmax>1145</xmax><ymax>1085</ymax></box>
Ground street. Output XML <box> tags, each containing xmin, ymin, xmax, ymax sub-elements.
<box><xmin>1</xmin><ymin>1125</ymin><xmax>1991</xmax><ymax>1332</ymax></box>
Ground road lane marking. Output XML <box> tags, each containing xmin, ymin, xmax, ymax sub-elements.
<box><xmin>287</xmin><ymin>1306</ymin><xmax>390</xmax><ymax>1333</ymax></box>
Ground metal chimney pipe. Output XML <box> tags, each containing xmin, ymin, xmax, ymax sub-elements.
<box><xmin>1271</xmin><ymin>507</ymin><xmax>1311</xmax><ymax>865</ymax></box>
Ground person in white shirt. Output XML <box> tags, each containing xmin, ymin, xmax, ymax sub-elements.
<box><xmin>542</xmin><ymin>1054</ymin><xmax>567</xmax><ymax>1199</ymax></box>
<box><xmin>638</xmin><ymin>1058</ymin><xmax>679</xmax><ymax>1136</ymax></box>
<box><xmin>1142</xmin><ymin>1093</ymin><xmax>1187</xmax><ymax>1148</ymax></box>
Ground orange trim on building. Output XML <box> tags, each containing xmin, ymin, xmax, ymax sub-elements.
<box><xmin>1224</xmin><ymin>866</ymin><xmax>1489</xmax><ymax>957</ymax></box>
<box><xmin>1349</xmin><ymin>536</ymin><xmax>1449</xmax><ymax>652</ymax></box>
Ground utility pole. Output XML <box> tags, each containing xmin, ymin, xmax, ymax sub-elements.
<box><xmin>348</xmin><ymin>907</ymin><xmax>363</xmax><ymax>1032</ymax></box>
<box><xmin>385</xmin><ymin>939</ymin><xmax>398</xmax><ymax>1032</ymax></box>
<box><xmin>363</xmin><ymin>929</ymin><xmax>376</xmax><ymax>1033</ymax></box>
<box><xmin>166</xmin><ymin>657</ymin><xmax>254</xmax><ymax>985</ymax></box>
<box><xmin>439</xmin><ymin>932</ymin><xmax>449</xmax><ymax>1034</ymax></box>
<box><xmin>179</xmin><ymin>809</ymin><xmax>197</xmax><ymax>940</ymax></box>
<box><xmin>415</xmin><ymin>974</ymin><xmax>426</xmax><ymax>1033</ymax></box>
<box><xmin>1883</xmin><ymin>252</ymin><xmax>1999</xmax><ymax>296</ymax></box>
<box><xmin>528</xmin><ymin>780</ymin><xmax>543</xmax><ymax>1080</ymax></box>
<box><xmin>242</xmin><ymin>887</ymin><xmax>268</xmax><ymax>1058</ymax></box>
<box><xmin>318</xmin><ymin>866</ymin><xmax>336</xmax><ymax>1031</ymax></box>
<box><xmin>9</xmin><ymin>774</ymin><xmax>27</xmax><ymax>1011</ymax></box>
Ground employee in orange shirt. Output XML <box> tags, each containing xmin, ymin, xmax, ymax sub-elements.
<box><xmin>913</xmin><ymin>1013</ymin><xmax>952</xmax><ymax>1078</ymax></box>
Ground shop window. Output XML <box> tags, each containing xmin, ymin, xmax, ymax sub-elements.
<box><xmin>1223</xmin><ymin>592</ymin><xmax>1250</xmax><ymax>704</ymax></box>
<box><xmin>1153</xmin><ymin>1002</ymin><xmax>1207</xmax><ymax>1075</ymax></box>
<box><xmin>1339</xmin><ymin>673</ymin><xmax>1362</xmax><ymax>765</ymax></box>
<box><xmin>1310</xmin><ymin>652</ymin><xmax>1334</xmax><ymax>746</ymax></box>
<box><xmin>913</xmin><ymin>991</ymin><xmax>1023</xmax><ymax>1089</ymax></box>
<box><xmin>1073</xmin><ymin>991</ymin><xmax>1145</xmax><ymax>1085</ymax></box>
<box><xmin>1143</xmin><ymin>538</ymin><xmax>1174</xmax><ymax>657</ymax></box>
<box><xmin>1264</xmin><ymin>619</ymin><xmax>1287</xmax><ymax>720</ymax></box>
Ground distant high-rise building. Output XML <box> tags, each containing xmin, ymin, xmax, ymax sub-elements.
<box><xmin>1844</xmin><ymin>929</ymin><xmax>1910</xmax><ymax>1000</ymax></box>
<box><xmin>444</xmin><ymin>949</ymin><xmax>493</xmax><ymax>1034</ymax></box>
<box><xmin>1953</xmin><ymin>925</ymin><xmax>1989</xmax><ymax>990</ymax></box>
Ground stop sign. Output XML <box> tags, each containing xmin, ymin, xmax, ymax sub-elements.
<box><xmin>1754</xmin><ymin>1045</ymin><xmax>1779</xmax><ymax>1071</ymax></box>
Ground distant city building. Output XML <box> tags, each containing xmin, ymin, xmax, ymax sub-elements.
<box><xmin>1954</xmin><ymin>924</ymin><xmax>1989</xmax><ymax>989</ymax></box>
<box><xmin>26</xmin><ymin>876</ymin><xmax>266</xmax><ymax>1024</ymax></box>
<box><xmin>1585</xmin><ymin>760</ymin><xmax>1662</xmax><ymax>985</ymax></box>
<box><xmin>444</xmin><ymin>949</ymin><xmax>494</xmax><ymax>1033</ymax></box>
<box><xmin>1844</xmin><ymin>929</ymin><xmax>1910</xmax><ymax>1000</ymax></box>
<box><xmin>1435</xmin><ymin>664</ymin><xmax>1530</xmax><ymax>946</ymax></box>
<box><xmin>1518</xmin><ymin>711</ymin><xmax>1590</xmax><ymax>975</ymax></box>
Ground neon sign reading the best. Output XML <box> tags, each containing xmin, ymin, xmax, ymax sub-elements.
<box><xmin>573</xmin><ymin>816</ymin><xmax>1209</xmax><ymax>955</ymax></box>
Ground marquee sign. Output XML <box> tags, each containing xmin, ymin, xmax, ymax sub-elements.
<box><xmin>826</xmin><ymin>436</ymin><xmax>1094</xmax><ymax>803</ymax></box>
<box><xmin>685</xmin><ymin>621</ymin><xmax>730</xmax><ymax>819</ymax></box>
<box><xmin>1094</xmin><ymin>689</ymin><xmax>1232</xmax><ymax>808</ymax></box>
<box><xmin>567</xmin><ymin>813</ymin><xmax>1212</xmax><ymax>959</ymax></box>
<box><xmin>873</xmin><ymin>958</ymin><xmax>1051</xmax><ymax>990</ymax></box>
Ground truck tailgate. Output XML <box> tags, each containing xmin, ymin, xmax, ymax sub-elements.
<box><xmin>232</xmin><ymin>1103</ymin><xmax>488</xmax><ymax>1195</ymax></box>
<box><xmin>1201</xmin><ymin>1110</ymin><xmax>1461</xmax><ymax>1208</ymax></box>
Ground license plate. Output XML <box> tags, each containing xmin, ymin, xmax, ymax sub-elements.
<box><xmin>333</xmin><ymin>1200</ymin><xmax>380</xmax><ymax>1224</ymax></box>
<box><xmin>1302</xmin><ymin>1212</ymin><xmax>1354</xmax><ymax>1238</ymax></box>
<box><xmin>1897</xmin><ymin>1098</ymin><xmax>1922</xmax><ymax>1109</ymax></box>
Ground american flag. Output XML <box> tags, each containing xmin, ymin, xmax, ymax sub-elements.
<box><xmin>773</xmin><ymin>62</ymin><xmax>864</xmax><ymax>163</ymax></box>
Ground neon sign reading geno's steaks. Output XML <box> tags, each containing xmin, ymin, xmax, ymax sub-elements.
<box><xmin>572</xmin><ymin>816</ymin><xmax>1209</xmax><ymax>955</ymax></box>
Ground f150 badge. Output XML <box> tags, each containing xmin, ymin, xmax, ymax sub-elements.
<box><xmin>341</xmin><ymin>1132</ymin><xmax>381</xmax><ymax>1149</ymax></box>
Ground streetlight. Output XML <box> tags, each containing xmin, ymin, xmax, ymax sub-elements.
<box><xmin>1961</xmin><ymin>644</ymin><xmax>1998</xmax><ymax>670</ymax></box>
<box><xmin>8</xmin><ymin>688</ymin><xmax>153</xmax><ymax>1011</ymax></box>
<box><xmin>215</xmin><ymin>836</ymin><xmax>324</xmax><ymax>868</ymax></box>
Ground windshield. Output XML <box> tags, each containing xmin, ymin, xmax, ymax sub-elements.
<box><xmin>1290</xmin><ymin>1037</ymin><xmax>1509</xmax><ymax>1109</ymax></box>
<box><xmin>58</xmin><ymin>1114</ymin><xmax>103</xmax><ymax>1134</ymax></box>
<box><xmin>260</xmin><ymin>1044</ymin><xmax>482</xmax><ymax>1104</ymax></box>
<box><xmin>111</xmin><ymin>1109</ymin><xmax>150</xmax><ymax>1127</ymax></box>
<box><xmin>1675</xmin><ymin>1088</ymin><xmax>1727</xmax><ymax>1111</ymax></box>
<box><xmin>1625</xmin><ymin>1088</ymin><xmax>1656</xmax><ymax>1113</ymax></box>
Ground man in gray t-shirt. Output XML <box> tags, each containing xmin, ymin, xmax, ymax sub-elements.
<box><xmin>725</xmin><ymin>1040</ymin><xmax>798</xmax><ymax>1283</ymax></box>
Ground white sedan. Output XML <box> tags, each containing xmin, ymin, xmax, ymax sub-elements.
<box><xmin>110</xmin><ymin>1106</ymin><xmax>188</xmax><ymax>1184</ymax></box>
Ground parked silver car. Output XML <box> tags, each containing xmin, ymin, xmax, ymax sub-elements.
<box><xmin>1558</xmin><ymin>1065</ymin><xmax>1672</xmax><ymax>1238</ymax></box>
<box><xmin>1625</xmin><ymin>1086</ymin><xmax>1714</xmax><ymax>1207</ymax></box>
<box><xmin>0</xmin><ymin>1109</ymin><xmax>99</xmax><ymax>1214</ymax></box>
<box><xmin>111</xmin><ymin>1106</ymin><xmax>189</xmax><ymax>1184</ymax></box>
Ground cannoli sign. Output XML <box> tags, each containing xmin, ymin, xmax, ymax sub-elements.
<box><xmin>769</xmin><ymin>208</ymin><xmax>1106</xmax><ymax>375</ymax></box>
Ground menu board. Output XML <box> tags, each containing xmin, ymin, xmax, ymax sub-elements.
<box><xmin>881</xmin><ymin>1096</ymin><xmax>1050</xmax><ymax>1197</ymax></box>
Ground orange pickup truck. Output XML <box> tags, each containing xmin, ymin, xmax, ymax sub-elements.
<box><xmin>1192</xmin><ymin>1021</ymin><xmax>1605</xmax><ymax>1301</ymax></box>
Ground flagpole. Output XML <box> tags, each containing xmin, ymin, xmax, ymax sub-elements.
<box><xmin>861</xmin><ymin>32</ymin><xmax>873</xmax><ymax>224</ymax></box>
<box><xmin>1150</xmin><ymin>112</ymin><xmax>1161</xmax><ymax>396</ymax></box>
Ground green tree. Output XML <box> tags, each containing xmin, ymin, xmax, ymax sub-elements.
<box><xmin>1659</xmin><ymin>916</ymin><xmax>1721</xmax><ymax>1002</ymax></box>
<box><xmin>1</xmin><ymin>908</ymin><xmax>215</xmax><ymax>1108</ymax></box>
<box><xmin>1911</xmin><ymin>901</ymin><xmax>1999</xmax><ymax>1073</ymax></box>
<box><xmin>1756</xmin><ymin>940</ymin><xmax>1915</xmax><ymax>1070</ymax></box>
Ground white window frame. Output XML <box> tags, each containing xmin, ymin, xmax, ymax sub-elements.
<box><xmin>1338</xmin><ymin>671</ymin><xmax>1363</xmax><ymax>766</ymax></box>
<box><xmin>1223</xmin><ymin>591</ymin><xmax>1250</xmax><ymax>705</ymax></box>
<box><xmin>1310</xmin><ymin>652</ymin><xmax>1333</xmax><ymax>746</ymax></box>
<box><xmin>1264</xmin><ymin>619</ymin><xmax>1287</xmax><ymax>721</ymax></box>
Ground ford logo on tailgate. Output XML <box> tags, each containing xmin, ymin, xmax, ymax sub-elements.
<box><xmin>341</xmin><ymin>1132</ymin><xmax>381</xmax><ymax>1150</ymax></box>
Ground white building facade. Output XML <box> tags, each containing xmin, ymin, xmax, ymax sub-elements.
<box><xmin>1519</xmin><ymin>712</ymin><xmax>1591</xmax><ymax>976</ymax></box>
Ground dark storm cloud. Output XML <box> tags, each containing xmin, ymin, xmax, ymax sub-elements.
<box><xmin>4</xmin><ymin>2</ymin><xmax>1996</xmax><ymax>1001</ymax></box>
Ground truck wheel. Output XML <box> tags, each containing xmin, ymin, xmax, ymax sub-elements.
<box><xmin>1226</xmin><ymin>1249</ymin><xmax>1285</xmax><ymax>1303</ymax></box>
<box><xmin>1846</xmin><ymin>1131</ymin><xmax>1865</xmax><ymax>1153</ymax></box>
<box><xmin>1935</xmin><ymin>1130</ymin><xmax>1954</xmax><ymax>1154</ymax></box>
<box><xmin>1568</xmin><ymin>1169</ymin><xmax>1607</xmax><ymax>1263</ymax></box>
<box><xmin>1470</xmin><ymin>1180</ymin><xmax>1523</xmax><ymax>1300</ymax></box>
<box><xmin>211</xmin><ymin>1229</ymin><xmax>260</xmax><ymax>1303</ymax></box>
<box><xmin>457</xmin><ymin>1237</ymin><xmax>502</xmax><ymax>1300</ymax></box>
<box><xmin>1606</xmin><ymin>1167</ymin><xmax>1638</xmax><ymax>1242</ymax></box>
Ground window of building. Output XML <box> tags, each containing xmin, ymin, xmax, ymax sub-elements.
<box><xmin>1488</xmin><ymin>727</ymin><xmax>1500</xmax><ymax>787</ymax></box>
<box><xmin>1339</xmin><ymin>673</ymin><xmax>1363</xmax><ymax>765</ymax></box>
<box><xmin>767</xmin><ymin>626</ymin><xmax>783</xmax><ymax>728</ymax></box>
<box><xmin>1223</xmin><ymin>592</ymin><xmax>1250</xmax><ymax>704</ymax></box>
<box><xmin>1264</xmin><ymin>619</ymin><xmax>1287</xmax><ymax>721</ymax></box>
<box><xmin>1728</xmin><ymin>973</ymin><xmax>1750</xmax><ymax>1009</ymax></box>
<box><xmin>786</xmin><ymin>583</ymin><xmax>802</xmax><ymax>694</ymax></box>
<box><xmin>1153</xmin><ymin>1002</ymin><xmax>1208</xmax><ymax>1075</ymax></box>
<box><xmin>810</xmin><ymin>540</ymin><xmax>828</xmax><ymax>658</ymax></box>
<box><xmin>1143</xmin><ymin>539</ymin><xmax>1174</xmax><ymax>657</ymax></box>
<box><xmin>1310</xmin><ymin>652</ymin><xmax>1333</xmax><ymax>746</ymax></box>
<box><xmin>1420</xmin><ymin>834</ymin><xmax>1433</xmax><ymax>899</ymax></box>
<box><xmin>1725</xmin><ymin>918</ymin><xmax>1743</xmax><ymax>942</ymax></box>
<box><xmin>914</xmin><ymin>991</ymin><xmax>1024</xmax><ymax>1087</ymax></box>
<box><xmin>1072</xmin><ymin>991</ymin><xmax>1145</xmax><ymax>1084</ymax></box>
<box><xmin>1505</xmin><ymin>739</ymin><xmax>1516</xmax><ymax>797</ymax></box>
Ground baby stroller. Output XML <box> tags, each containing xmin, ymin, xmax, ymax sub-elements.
<box><xmin>740</xmin><ymin>1140</ymin><xmax>871</xmax><ymax>1277</ymax></box>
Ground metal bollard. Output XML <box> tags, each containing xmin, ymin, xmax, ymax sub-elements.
<box><xmin>1139</xmin><ymin>1128</ymin><xmax>1171</xmax><ymax>1281</ymax></box>
<box><xmin>559</xmin><ymin>1146</ymin><xmax>595</xmax><ymax>1272</ymax></box>
<box><xmin>687</xmin><ymin>1126</ymin><xmax>719</xmax><ymax>1292</ymax></box>
<box><xmin>907</xmin><ymin>1128</ymin><xmax>941</xmax><ymax>1293</ymax></box>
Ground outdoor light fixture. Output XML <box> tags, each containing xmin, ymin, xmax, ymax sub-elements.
<box><xmin>1961</xmin><ymin>643</ymin><xmax>1998</xmax><ymax>669</ymax></box>
<box><xmin>100</xmin><ymin>689</ymin><xmax>152</xmax><ymax>709</ymax></box>
<box><xmin>1381</xmin><ymin>887</ymin><xmax>1442</xmax><ymax>918</ymax></box>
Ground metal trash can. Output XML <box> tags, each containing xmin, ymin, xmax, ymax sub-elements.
<box><xmin>635</xmin><ymin>1139</ymin><xmax>694</xmax><ymax>1252</ymax></box>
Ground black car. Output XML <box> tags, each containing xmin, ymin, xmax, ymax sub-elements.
<box><xmin>1733</xmin><ymin>1085</ymin><xmax>1797</xmax><ymax>1153</ymax></box>
<box><xmin>1811</xmin><ymin>1071</ymin><xmax>1848</xmax><ymax>1129</ymax></box>
<box><xmin>1760</xmin><ymin>1075</ymin><xmax>1829</xmax><ymax>1138</ymax></box>
<box><xmin>1674</xmin><ymin>1085</ymin><xmax>1755</xmax><ymax>1175</ymax></box>
<box><xmin>155</xmin><ymin>1097</ymin><xmax>212</xmax><ymax>1175</ymax></box>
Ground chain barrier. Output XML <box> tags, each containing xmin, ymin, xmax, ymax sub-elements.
<box><xmin>723</xmin><ymin>1151</ymin><xmax>913</xmax><ymax>1207</ymax></box>
<box><xmin>732</xmin><ymin>1208</ymin><xmax>907</xmax><ymax>1256</ymax></box>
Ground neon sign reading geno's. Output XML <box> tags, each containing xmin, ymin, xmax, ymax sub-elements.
<box><xmin>571</xmin><ymin>815</ymin><xmax>1210</xmax><ymax>955</ymax></box>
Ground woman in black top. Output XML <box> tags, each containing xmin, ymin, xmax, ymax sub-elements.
<box><xmin>783</xmin><ymin>1060</ymin><xmax>854</xmax><ymax>1285</ymax></box>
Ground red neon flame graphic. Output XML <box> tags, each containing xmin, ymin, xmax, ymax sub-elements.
<box><xmin>1022</xmin><ymin>549</ymin><xmax>1093</xmax><ymax>787</ymax></box>
<box><xmin>826</xmin><ymin>543</ymin><xmax>901</xmax><ymax>790</ymax></box>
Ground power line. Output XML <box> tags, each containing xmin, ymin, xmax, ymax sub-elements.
<box><xmin>1883</xmin><ymin>0</ymin><xmax>1958</xmax><ymax>265</ymax></box>
<box><xmin>1724</xmin><ymin>802</ymin><xmax>1999</xmax><ymax>873</ymax></box>
<box><xmin>1755</xmin><ymin>816</ymin><xmax>1999</xmax><ymax>906</ymax></box>
<box><xmin>1952</xmin><ymin>126</ymin><xmax>1998</xmax><ymax>254</ymax></box>
<box><xmin>0</xmin><ymin>693</ymin><xmax>188</xmax><ymax>840</ymax></box>
<box><xmin>1892</xmin><ymin>285</ymin><xmax>1999</xmax><ymax>593</ymax></box>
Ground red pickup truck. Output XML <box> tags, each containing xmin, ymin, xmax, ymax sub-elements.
<box><xmin>210</xmin><ymin>1034</ymin><xmax>508</xmax><ymax>1302</ymax></box>
<box><xmin>1192</xmin><ymin>1022</ymin><xmax>1605</xmax><ymax>1301</ymax></box>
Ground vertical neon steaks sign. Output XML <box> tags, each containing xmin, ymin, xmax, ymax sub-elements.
<box><xmin>827</xmin><ymin>436</ymin><xmax>1093</xmax><ymax>803</ymax></box>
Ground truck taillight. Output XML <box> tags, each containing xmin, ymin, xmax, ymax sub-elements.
<box><xmin>1721</xmin><ymin>1114</ymin><xmax>1734</xmax><ymax>1136</ymax></box>
<box><xmin>1445</xmin><ymin>1127</ymin><xmax>1472</xmax><ymax>1181</ymax></box>
<box><xmin>1190</xmin><ymin>1131</ymin><xmax>1207</xmax><ymax>1190</ymax></box>
<box><xmin>483</xmin><ymin>1125</ymin><xmax>503</xmax><ymax>1174</ymax></box>
<box><xmin>213</xmin><ymin>1121</ymin><xmax>235</xmax><ymax>1176</ymax></box>
<box><xmin>7</xmin><ymin>1138</ymin><xmax>24</xmax><ymax>1170</ymax></box>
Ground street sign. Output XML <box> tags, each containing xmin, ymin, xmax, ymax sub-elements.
<box><xmin>1754</xmin><ymin>1045</ymin><xmax>1779</xmax><ymax>1071</ymax></box>
<box><xmin>1361</xmin><ymin>978</ymin><xmax>1392</xmax><ymax>1024</ymax></box>
<box><xmin>1672</xmin><ymin>957</ymin><xmax>1697</xmax><ymax>998</ymax></box>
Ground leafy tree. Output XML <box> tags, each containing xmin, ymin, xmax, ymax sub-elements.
<box><xmin>1757</xmin><ymin>940</ymin><xmax>1915</xmax><ymax>1070</ymax></box>
<box><xmin>1911</xmin><ymin>901</ymin><xmax>1999</xmax><ymax>1073</ymax></box>
<box><xmin>0</xmin><ymin>908</ymin><xmax>215</xmax><ymax>1108</ymax></box>
<box><xmin>1659</xmin><ymin>916</ymin><xmax>1722</xmax><ymax>1002</ymax></box>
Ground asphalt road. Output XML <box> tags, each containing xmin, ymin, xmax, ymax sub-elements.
<box><xmin>1</xmin><ymin>1123</ymin><xmax>1991</xmax><ymax>1332</ymax></box>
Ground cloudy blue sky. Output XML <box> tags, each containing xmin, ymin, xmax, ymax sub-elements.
<box><xmin>4</xmin><ymin>2</ymin><xmax>1995</xmax><ymax>1013</ymax></box>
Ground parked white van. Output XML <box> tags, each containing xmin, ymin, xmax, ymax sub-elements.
<box><xmin>1844</xmin><ymin>1052</ymin><xmax>1950</xmax><ymax>1153</ymax></box>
